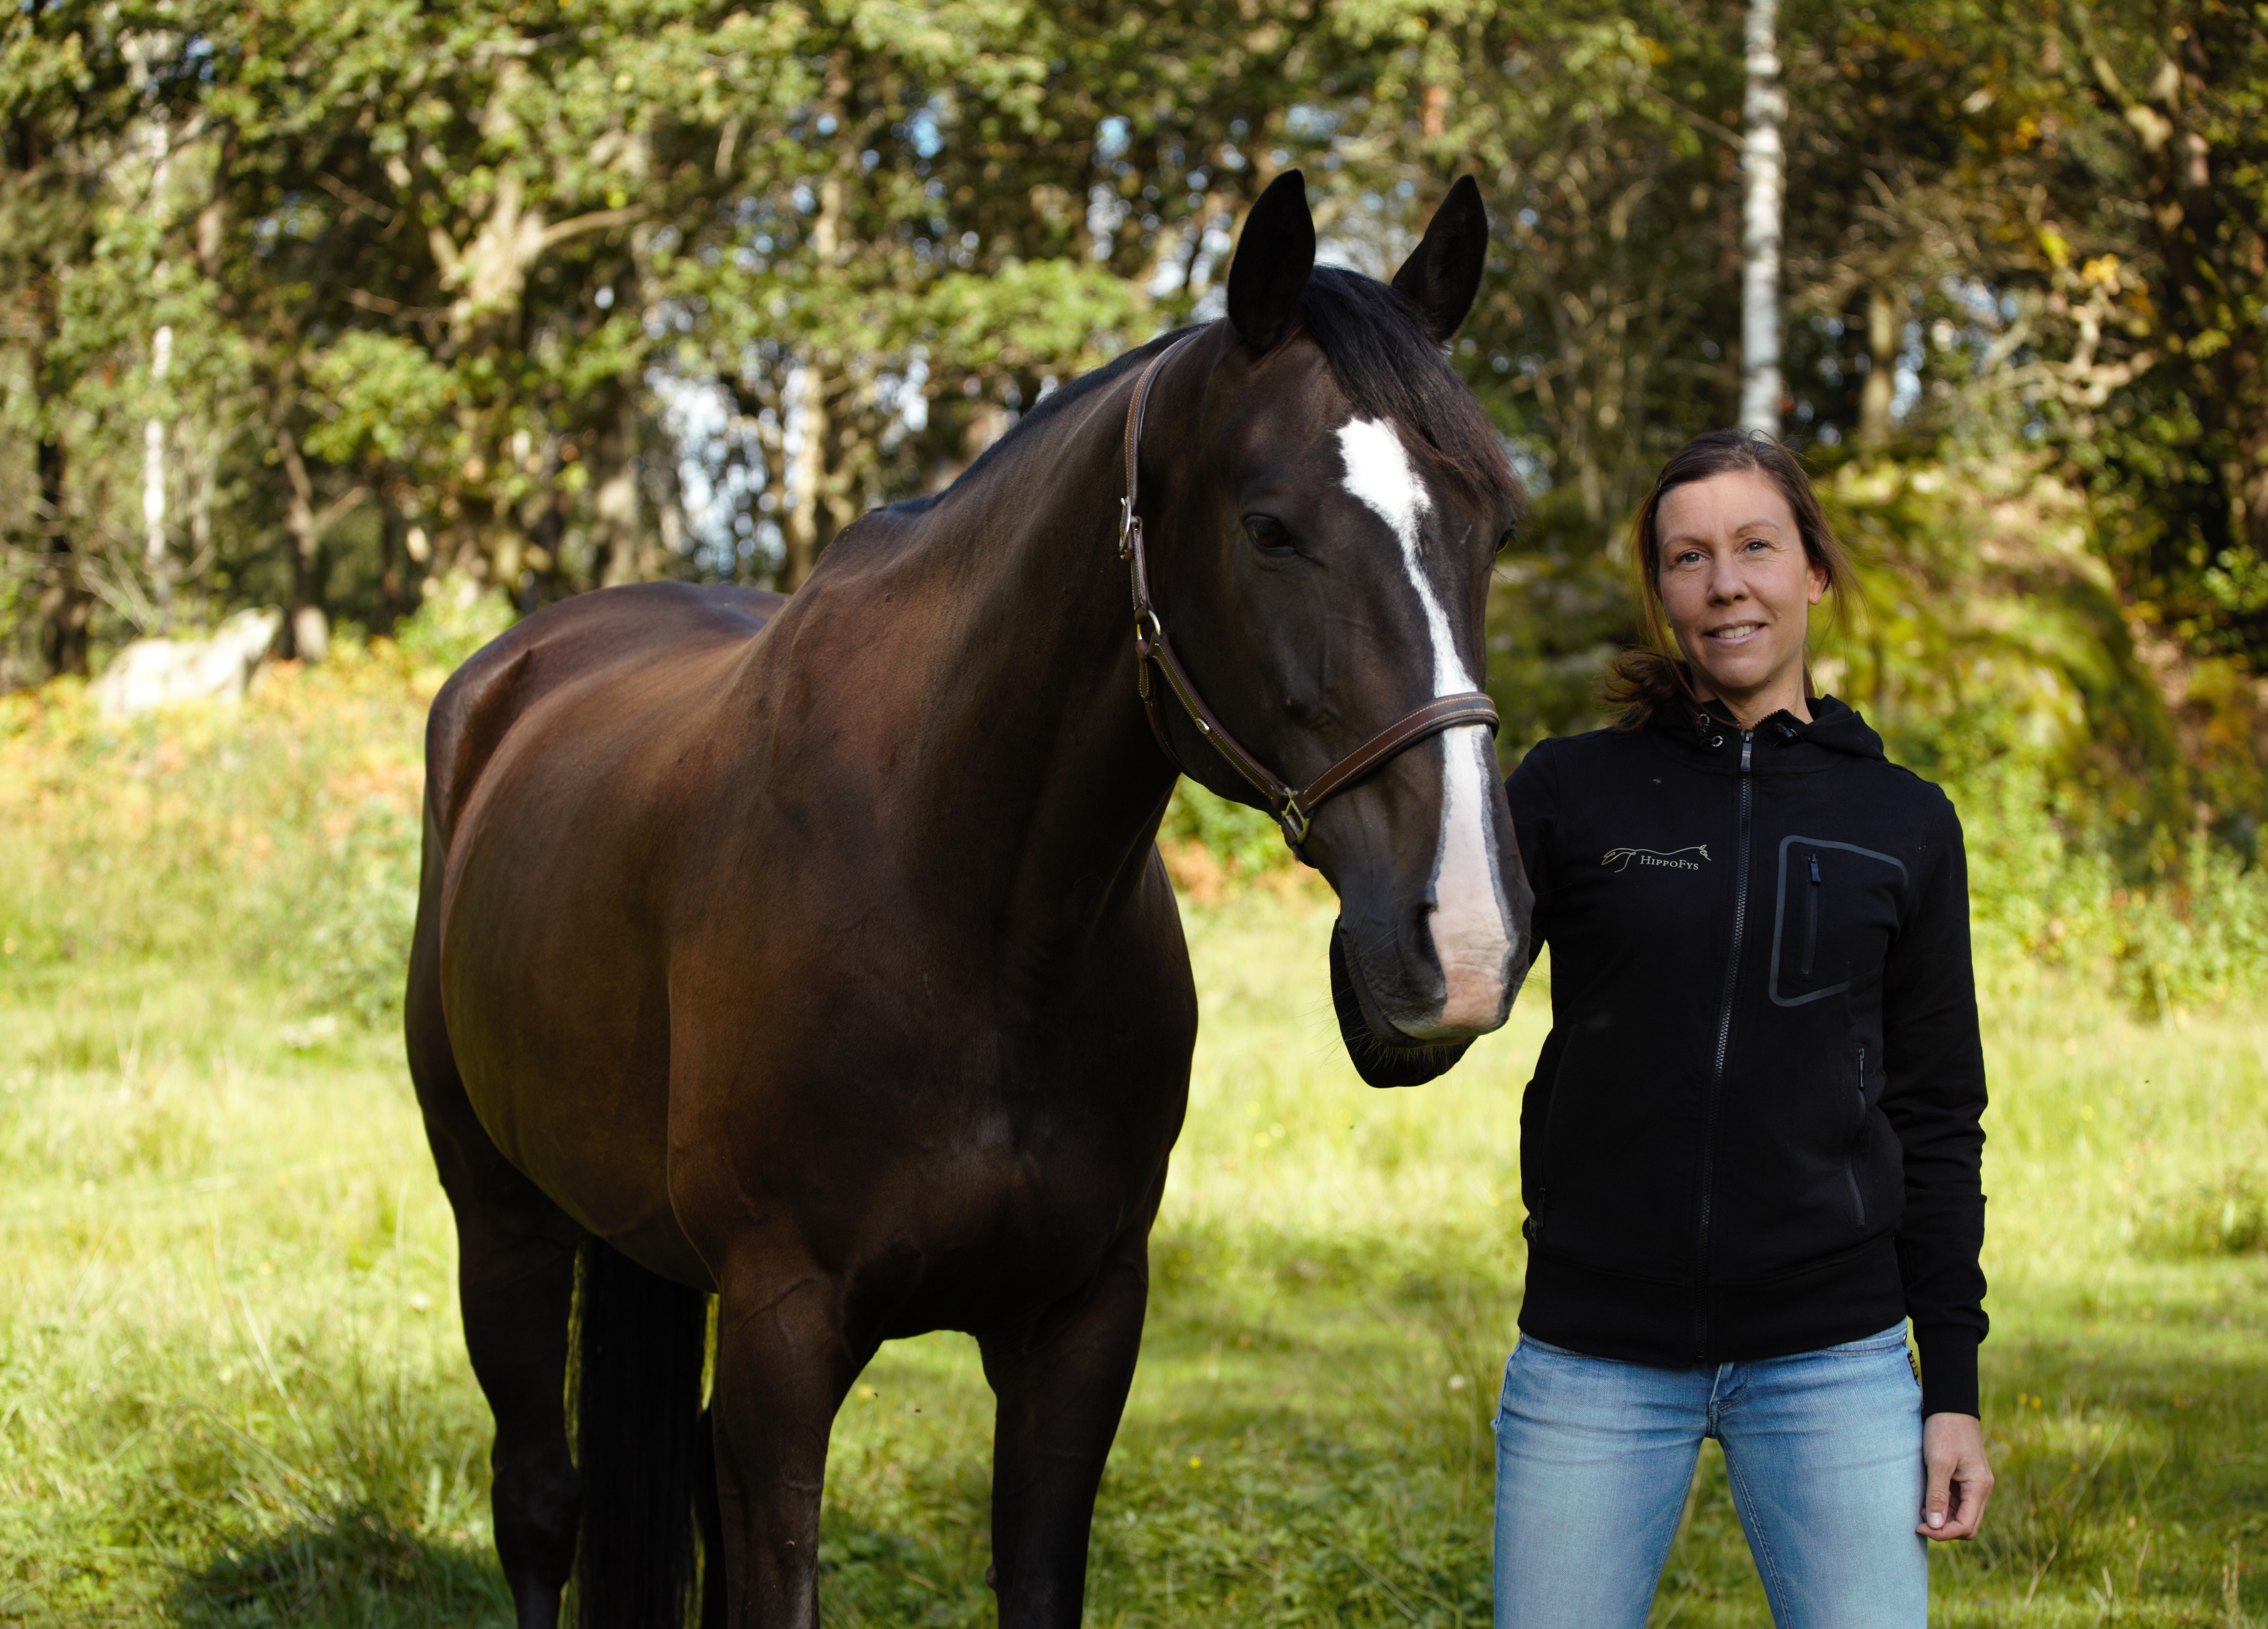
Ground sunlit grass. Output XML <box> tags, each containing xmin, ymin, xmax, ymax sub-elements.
<box><xmin>2</xmin><ymin>881</ymin><xmax>2264</xmax><ymax>1624</ymax></box>
<box><xmin>1</xmin><ymin>668</ymin><xmax>2263</xmax><ymax>1623</ymax></box>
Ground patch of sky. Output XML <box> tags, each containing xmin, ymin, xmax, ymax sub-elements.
<box><xmin>651</xmin><ymin>370</ymin><xmax>751</xmax><ymax>574</ymax></box>
<box><xmin>1096</xmin><ymin>116</ymin><xmax>1130</xmax><ymax>162</ymax></box>
<box><xmin>1503</xmin><ymin>434</ymin><xmax>1552</xmax><ymax>496</ymax></box>
<box><xmin>1087</xmin><ymin>184</ymin><xmax>1129</xmax><ymax>259</ymax></box>
<box><xmin>907</xmin><ymin>103</ymin><xmax>944</xmax><ymax>159</ymax></box>
<box><xmin>875</xmin><ymin>352</ymin><xmax>930</xmax><ymax>451</ymax></box>
<box><xmin>1312</xmin><ymin>188</ymin><xmax>1415</xmax><ymax>279</ymax></box>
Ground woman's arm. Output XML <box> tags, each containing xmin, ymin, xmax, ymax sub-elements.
<box><xmin>1876</xmin><ymin>790</ymin><xmax>1990</xmax><ymax>1420</ymax></box>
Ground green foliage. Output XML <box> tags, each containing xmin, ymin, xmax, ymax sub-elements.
<box><xmin>1158</xmin><ymin>781</ymin><xmax>1297</xmax><ymax>886</ymax></box>
<box><xmin>390</xmin><ymin>578</ymin><xmax>517</xmax><ymax>678</ymax></box>
<box><xmin>0</xmin><ymin>0</ymin><xmax>2262</xmax><ymax>894</ymax></box>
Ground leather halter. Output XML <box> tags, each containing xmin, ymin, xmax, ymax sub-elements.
<box><xmin>1117</xmin><ymin>332</ymin><xmax>1500</xmax><ymax>851</ymax></box>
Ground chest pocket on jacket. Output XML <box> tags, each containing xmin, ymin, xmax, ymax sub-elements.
<box><xmin>1770</xmin><ymin>837</ymin><xmax>1907</xmax><ymax>1007</ymax></box>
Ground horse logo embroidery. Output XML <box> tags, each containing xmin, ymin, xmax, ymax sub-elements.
<box><xmin>1602</xmin><ymin>845</ymin><xmax>1710</xmax><ymax>873</ymax></box>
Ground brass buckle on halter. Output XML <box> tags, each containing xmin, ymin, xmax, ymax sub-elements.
<box><xmin>1274</xmin><ymin>799</ymin><xmax>1313</xmax><ymax>849</ymax></box>
<box><xmin>1133</xmin><ymin>605</ymin><xmax>1164</xmax><ymax>661</ymax></box>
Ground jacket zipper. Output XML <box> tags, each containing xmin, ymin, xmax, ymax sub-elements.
<box><xmin>1695</xmin><ymin>728</ymin><xmax>1754</xmax><ymax>1361</ymax></box>
<box><xmin>1802</xmin><ymin>852</ymin><xmax>1820</xmax><ymax>975</ymax></box>
<box><xmin>1845</xmin><ymin>1045</ymin><xmax>1869</xmax><ymax>1227</ymax></box>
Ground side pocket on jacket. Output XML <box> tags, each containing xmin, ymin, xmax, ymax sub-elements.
<box><xmin>1843</xmin><ymin>1043</ymin><xmax>1869</xmax><ymax>1229</ymax></box>
<box><xmin>1526</xmin><ymin>1032</ymin><xmax>1581</xmax><ymax>1243</ymax></box>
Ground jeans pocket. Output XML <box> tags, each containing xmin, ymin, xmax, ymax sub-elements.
<box><xmin>1819</xmin><ymin>1321</ymin><xmax>1913</xmax><ymax>1357</ymax></box>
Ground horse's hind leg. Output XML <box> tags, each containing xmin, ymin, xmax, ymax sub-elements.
<box><xmin>452</xmin><ymin>1186</ymin><xmax>584</xmax><ymax>1628</ymax></box>
<box><xmin>408</xmin><ymin>919</ymin><xmax>585</xmax><ymax>1628</ymax></box>
<box><xmin>979</xmin><ymin>1235</ymin><xmax>1152</xmax><ymax>1629</ymax></box>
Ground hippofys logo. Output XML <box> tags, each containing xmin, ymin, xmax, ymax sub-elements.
<box><xmin>1602</xmin><ymin>845</ymin><xmax>1710</xmax><ymax>873</ymax></box>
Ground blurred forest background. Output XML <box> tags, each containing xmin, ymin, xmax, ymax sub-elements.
<box><xmin>3</xmin><ymin>0</ymin><xmax>2267</xmax><ymax>999</ymax></box>
<box><xmin>6</xmin><ymin>5</ymin><xmax>2268</xmax><ymax>1619</ymax></box>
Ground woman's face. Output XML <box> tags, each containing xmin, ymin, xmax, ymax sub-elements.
<box><xmin>1655</xmin><ymin>469</ymin><xmax>1826</xmax><ymax>722</ymax></box>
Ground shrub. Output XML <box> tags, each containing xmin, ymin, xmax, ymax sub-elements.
<box><xmin>0</xmin><ymin>640</ymin><xmax>428</xmax><ymax>1027</ymax></box>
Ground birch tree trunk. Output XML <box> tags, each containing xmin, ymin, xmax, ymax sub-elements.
<box><xmin>1738</xmin><ymin>0</ymin><xmax>1786</xmax><ymax>437</ymax></box>
<box><xmin>143</xmin><ymin>324</ymin><xmax>173</xmax><ymax>625</ymax></box>
<box><xmin>1859</xmin><ymin>285</ymin><xmax>1900</xmax><ymax>446</ymax></box>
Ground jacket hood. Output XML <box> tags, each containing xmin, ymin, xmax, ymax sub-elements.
<box><xmin>1650</xmin><ymin>693</ymin><xmax>1888</xmax><ymax>771</ymax></box>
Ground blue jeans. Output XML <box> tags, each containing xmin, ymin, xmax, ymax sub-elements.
<box><xmin>1492</xmin><ymin>1324</ymin><xmax>1927</xmax><ymax>1629</ymax></box>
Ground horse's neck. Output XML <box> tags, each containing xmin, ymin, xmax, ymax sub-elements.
<box><xmin>858</xmin><ymin>368</ymin><xmax>1182</xmax><ymax>940</ymax></box>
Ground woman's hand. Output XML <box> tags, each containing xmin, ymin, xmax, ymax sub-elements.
<box><xmin>1917</xmin><ymin>1412</ymin><xmax>1994</xmax><ymax>1540</ymax></box>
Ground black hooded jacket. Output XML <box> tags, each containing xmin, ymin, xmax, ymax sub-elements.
<box><xmin>1503</xmin><ymin>695</ymin><xmax>1987</xmax><ymax>1416</ymax></box>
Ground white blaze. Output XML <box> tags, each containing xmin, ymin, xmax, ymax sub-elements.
<box><xmin>1335</xmin><ymin>416</ymin><xmax>1514</xmax><ymax>1033</ymax></box>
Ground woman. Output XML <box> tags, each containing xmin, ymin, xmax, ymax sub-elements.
<box><xmin>1493</xmin><ymin>430</ymin><xmax>1992</xmax><ymax>1629</ymax></box>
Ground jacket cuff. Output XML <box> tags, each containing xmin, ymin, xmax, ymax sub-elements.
<box><xmin>1916</xmin><ymin>1323</ymin><xmax>1981</xmax><ymax>1418</ymax></box>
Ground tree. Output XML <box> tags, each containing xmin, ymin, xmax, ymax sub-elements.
<box><xmin>1738</xmin><ymin>0</ymin><xmax>1785</xmax><ymax>434</ymax></box>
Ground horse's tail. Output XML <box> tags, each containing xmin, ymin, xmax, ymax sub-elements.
<box><xmin>571</xmin><ymin>1237</ymin><xmax>715</xmax><ymax>1628</ymax></box>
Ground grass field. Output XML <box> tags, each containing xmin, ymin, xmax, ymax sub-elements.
<box><xmin>2</xmin><ymin>667</ymin><xmax>2265</xmax><ymax>1625</ymax></box>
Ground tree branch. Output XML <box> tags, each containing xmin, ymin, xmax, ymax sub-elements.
<box><xmin>537</xmin><ymin>205</ymin><xmax>648</xmax><ymax>251</ymax></box>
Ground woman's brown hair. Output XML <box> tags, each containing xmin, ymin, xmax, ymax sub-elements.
<box><xmin>1604</xmin><ymin>429</ymin><xmax>1856</xmax><ymax>730</ymax></box>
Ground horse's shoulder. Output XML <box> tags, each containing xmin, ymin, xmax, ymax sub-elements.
<box><xmin>424</xmin><ymin>583</ymin><xmax>785</xmax><ymax>841</ymax></box>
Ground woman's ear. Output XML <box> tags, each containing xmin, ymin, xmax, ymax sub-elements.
<box><xmin>1807</xmin><ymin>559</ymin><xmax>1829</xmax><ymax>605</ymax></box>
<box><xmin>1227</xmin><ymin>170</ymin><xmax>1316</xmax><ymax>354</ymax></box>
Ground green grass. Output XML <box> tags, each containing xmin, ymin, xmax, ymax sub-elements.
<box><xmin>1</xmin><ymin>666</ymin><xmax>2265</xmax><ymax>1624</ymax></box>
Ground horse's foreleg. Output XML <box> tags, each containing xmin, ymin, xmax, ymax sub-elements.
<box><xmin>709</xmin><ymin>1266</ymin><xmax>862</xmax><ymax>1629</ymax></box>
<box><xmin>979</xmin><ymin>1240</ymin><xmax>1150</xmax><ymax>1629</ymax></box>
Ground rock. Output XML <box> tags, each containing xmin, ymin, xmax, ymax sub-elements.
<box><xmin>89</xmin><ymin>608</ymin><xmax>283</xmax><ymax>718</ymax></box>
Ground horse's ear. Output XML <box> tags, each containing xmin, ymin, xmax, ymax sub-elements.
<box><xmin>1226</xmin><ymin>170</ymin><xmax>1315</xmax><ymax>354</ymax></box>
<box><xmin>1392</xmin><ymin>175</ymin><xmax>1489</xmax><ymax>342</ymax></box>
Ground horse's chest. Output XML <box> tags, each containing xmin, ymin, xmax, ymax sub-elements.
<box><xmin>849</xmin><ymin>1102</ymin><xmax>1179</xmax><ymax>1334</ymax></box>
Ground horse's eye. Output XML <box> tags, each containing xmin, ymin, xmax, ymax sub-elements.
<box><xmin>1244</xmin><ymin>514</ymin><xmax>1294</xmax><ymax>553</ymax></box>
<box><xmin>1495</xmin><ymin>527</ymin><xmax>1517</xmax><ymax>554</ymax></box>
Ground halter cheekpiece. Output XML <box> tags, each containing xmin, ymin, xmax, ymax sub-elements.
<box><xmin>1116</xmin><ymin>331</ymin><xmax>1501</xmax><ymax>851</ymax></box>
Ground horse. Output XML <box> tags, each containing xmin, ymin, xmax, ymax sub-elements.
<box><xmin>404</xmin><ymin>169</ymin><xmax>1533</xmax><ymax>1629</ymax></box>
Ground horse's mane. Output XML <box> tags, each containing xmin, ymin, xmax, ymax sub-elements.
<box><xmin>891</xmin><ymin>264</ymin><xmax>1521</xmax><ymax>520</ymax></box>
<box><xmin>883</xmin><ymin>339</ymin><xmax>1176</xmax><ymax>517</ymax></box>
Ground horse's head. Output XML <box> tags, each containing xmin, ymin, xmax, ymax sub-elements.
<box><xmin>1145</xmin><ymin>171</ymin><xmax>1534</xmax><ymax>1087</ymax></box>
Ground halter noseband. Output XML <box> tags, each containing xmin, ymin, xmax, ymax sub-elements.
<box><xmin>1117</xmin><ymin>332</ymin><xmax>1500</xmax><ymax>852</ymax></box>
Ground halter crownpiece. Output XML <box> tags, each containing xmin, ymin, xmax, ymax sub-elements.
<box><xmin>1116</xmin><ymin>331</ymin><xmax>1500</xmax><ymax>852</ymax></box>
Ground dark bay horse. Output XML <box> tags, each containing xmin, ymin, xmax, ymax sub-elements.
<box><xmin>406</xmin><ymin>170</ymin><xmax>1533</xmax><ymax>1628</ymax></box>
